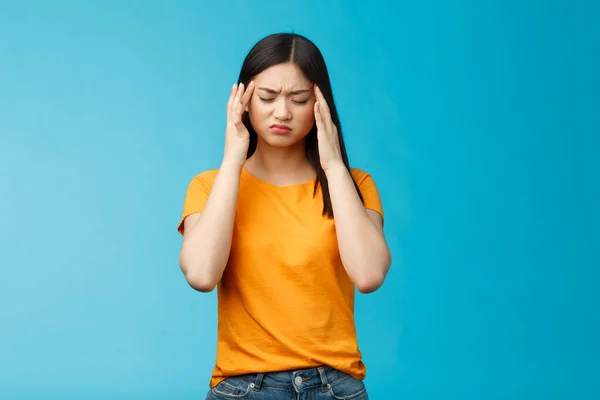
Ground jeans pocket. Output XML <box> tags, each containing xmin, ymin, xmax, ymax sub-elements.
<box><xmin>209</xmin><ymin>377</ymin><xmax>253</xmax><ymax>399</ymax></box>
<box><xmin>326</xmin><ymin>372</ymin><xmax>368</xmax><ymax>400</ymax></box>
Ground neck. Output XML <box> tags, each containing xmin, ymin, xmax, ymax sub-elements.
<box><xmin>246</xmin><ymin>138</ymin><xmax>314</xmax><ymax>180</ymax></box>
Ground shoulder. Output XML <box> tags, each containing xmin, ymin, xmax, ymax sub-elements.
<box><xmin>350</xmin><ymin>167</ymin><xmax>384</xmax><ymax>216</ymax></box>
<box><xmin>350</xmin><ymin>168</ymin><xmax>375</xmax><ymax>186</ymax></box>
<box><xmin>190</xmin><ymin>168</ymin><xmax>219</xmax><ymax>185</ymax></box>
<box><xmin>350</xmin><ymin>167</ymin><xmax>381</xmax><ymax>197</ymax></box>
<box><xmin>182</xmin><ymin>168</ymin><xmax>220</xmax><ymax>195</ymax></box>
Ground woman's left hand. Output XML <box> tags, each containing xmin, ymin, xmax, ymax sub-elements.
<box><xmin>314</xmin><ymin>85</ymin><xmax>344</xmax><ymax>172</ymax></box>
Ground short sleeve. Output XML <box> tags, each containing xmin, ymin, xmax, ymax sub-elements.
<box><xmin>177</xmin><ymin>170</ymin><xmax>217</xmax><ymax>235</ymax></box>
<box><xmin>351</xmin><ymin>169</ymin><xmax>384</xmax><ymax>221</ymax></box>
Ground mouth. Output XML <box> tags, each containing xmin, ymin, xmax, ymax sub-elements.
<box><xmin>269</xmin><ymin>124</ymin><xmax>292</xmax><ymax>134</ymax></box>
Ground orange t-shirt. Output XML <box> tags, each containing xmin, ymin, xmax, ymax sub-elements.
<box><xmin>177</xmin><ymin>167</ymin><xmax>384</xmax><ymax>388</ymax></box>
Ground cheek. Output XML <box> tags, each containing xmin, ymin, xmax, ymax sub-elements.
<box><xmin>296</xmin><ymin>106</ymin><xmax>316</xmax><ymax>129</ymax></box>
<box><xmin>248</xmin><ymin>101</ymin><xmax>275</xmax><ymax>136</ymax></box>
<box><xmin>248</xmin><ymin>99</ymin><xmax>267</xmax><ymax>122</ymax></box>
<box><xmin>247</xmin><ymin>97</ymin><xmax>262</xmax><ymax>114</ymax></box>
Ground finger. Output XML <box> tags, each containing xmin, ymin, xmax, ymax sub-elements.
<box><xmin>315</xmin><ymin>86</ymin><xmax>332</xmax><ymax>123</ymax></box>
<box><xmin>229</xmin><ymin>83</ymin><xmax>244</xmax><ymax>124</ymax></box>
<box><xmin>313</xmin><ymin>84</ymin><xmax>322</xmax><ymax>104</ymax></box>
<box><xmin>314</xmin><ymin>84</ymin><xmax>323</xmax><ymax>100</ymax></box>
<box><xmin>241</xmin><ymin>81</ymin><xmax>255</xmax><ymax>109</ymax></box>
<box><xmin>227</xmin><ymin>83</ymin><xmax>237</xmax><ymax>117</ymax></box>
<box><xmin>234</xmin><ymin>83</ymin><xmax>245</xmax><ymax>108</ymax></box>
<box><xmin>314</xmin><ymin>86</ymin><xmax>327</xmax><ymax>109</ymax></box>
<box><xmin>315</xmin><ymin>86</ymin><xmax>335</xmax><ymax>132</ymax></box>
<box><xmin>314</xmin><ymin>101</ymin><xmax>325</xmax><ymax>133</ymax></box>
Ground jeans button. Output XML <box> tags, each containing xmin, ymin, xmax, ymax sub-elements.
<box><xmin>294</xmin><ymin>376</ymin><xmax>303</xmax><ymax>386</ymax></box>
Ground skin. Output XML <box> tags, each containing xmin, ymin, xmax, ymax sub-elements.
<box><xmin>245</xmin><ymin>62</ymin><xmax>317</xmax><ymax>185</ymax></box>
<box><xmin>179</xmin><ymin>62</ymin><xmax>391</xmax><ymax>293</ymax></box>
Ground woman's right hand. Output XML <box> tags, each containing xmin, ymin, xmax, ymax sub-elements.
<box><xmin>223</xmin><ymin>81</ymin><xmax>255</xmax><ymax>166</ymax></box>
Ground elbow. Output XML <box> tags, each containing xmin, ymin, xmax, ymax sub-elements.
<box><xmin>355</xmin><ymin>275</ymin><xmax>385</xmax><ymax>294</ymax></box>
<box><xmin>179</xmin><ymin>257</ymin><xmax>219</xmax><ymax>293</ymax></box>
<box><xmin>185</xmin><ymin>273</ymin><xmax>217</xmax><ymax>292</ymax></box>
<box><xmin>354</xmin><ymin>253</ymin><xmax>391</xmax><ymax>294</ymax></box>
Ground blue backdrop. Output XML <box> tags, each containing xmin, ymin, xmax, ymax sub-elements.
<box><xmin>1</xmin><ymin>1</ymin><xmax>598</xmax><ymax>399</ymax></box>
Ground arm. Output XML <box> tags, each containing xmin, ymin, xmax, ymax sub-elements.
<box><xmin>178</xmin><ymin>82</ymin><xmax>254</xmax><ymax>292</ymax></box>
<box><xmin>179</xmin><ymin>163</ymin><xmax>242</xmax><ymax>292</ymax></box>
<box><xmin>326</xmin><ymin>165</ymin><xmax>392</xmax><ymax>293</ymax></box>
<box><xmin>313</xmin><ymin>85</ymin><xmax>391</xmax><ymax>293</ymax></box>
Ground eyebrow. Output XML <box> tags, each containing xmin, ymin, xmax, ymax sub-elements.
<box><xmin>258</xmin><ymin>87</ymin><xmax>311</xmax><ymax>95</ymax></box>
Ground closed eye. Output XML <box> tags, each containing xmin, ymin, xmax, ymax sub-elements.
<box><xmin>259</xmin><ymin>97</ymin><xmax>310</xmax><ymax>105</ymax></box>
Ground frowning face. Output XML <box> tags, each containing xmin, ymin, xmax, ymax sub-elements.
<box><xmin>247</xmin><ymin>62</ymin><xmax>316</xmax><ymax>148</ymax></box>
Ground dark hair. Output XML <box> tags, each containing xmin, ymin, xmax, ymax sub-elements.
<box><xmin>237</xmin><ymin>33</ymin><xmax>364</xmax><ymax>218</ymax></box>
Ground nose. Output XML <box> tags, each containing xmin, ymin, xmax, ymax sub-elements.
<box><xmin>273</xmin><ymin>98</ymin><xmax>291</xmax><ymax>121</ymax></box>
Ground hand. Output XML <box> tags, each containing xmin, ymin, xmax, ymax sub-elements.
<box><xmin>223</xmin><ymin>81</ymin><xmax>255</xmax><ymax>167</ymax></box>
<box><xmin>314</xmin><ymin>85</ymin><xmax>344</xmax><ymax>172</ymax></box>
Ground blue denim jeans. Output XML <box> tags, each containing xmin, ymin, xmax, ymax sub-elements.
<box><xmin>205</xmin><ymin>366</ymin><xmax>368</xmax><ymax>400</ymax></box>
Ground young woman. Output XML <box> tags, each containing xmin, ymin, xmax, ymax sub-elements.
<box><xmin>177</xmin><ymin>33</ymin><xmax>391</xmax><ymax>400</ymax></box>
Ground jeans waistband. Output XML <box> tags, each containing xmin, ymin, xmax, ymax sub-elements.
<box><xmin>239</xmin><ymin>365</ymin><xmax>347</xmax><ymax>390</ymax></box>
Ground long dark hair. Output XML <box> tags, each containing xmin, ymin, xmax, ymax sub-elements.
<box><xmin>237</xmin><ymin>33</ymin><xmax>363</xmax><ymax>218</ymax></box>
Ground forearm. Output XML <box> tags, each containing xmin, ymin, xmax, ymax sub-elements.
<box><xmin>179</xmin><ymin>162</ymin><xmax>242</xmax><ymax>291</ymax></box>
<box><xmin>326</xmin><ymin>164</ymin><xmax>391</xmax><ymax>293</ymax></box>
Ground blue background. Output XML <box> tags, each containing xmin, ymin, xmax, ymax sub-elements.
<box><xmin>1</xmin><ymin>1</ymin><xmax>598</xmax><ymax>399</ymax></box>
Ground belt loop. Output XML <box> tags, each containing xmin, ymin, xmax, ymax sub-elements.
<box><xmin>317</xmin><ymin>366</ymin><xmax>329</xmax><ymax>392</ymax></box>
<box><xmin>252</xmin><ymin>373</ymin><xmax>264</xmax><ymax>391</ymax></box>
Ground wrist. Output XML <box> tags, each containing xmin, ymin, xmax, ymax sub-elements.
<box><xmin>219</xmin><ymin>159</ymin><xmax>245</xmax><ymax>172</ymax></box>
<box><xmin>324</xmin><ymin>162</ymin><xmax>348</xmax><ymax>177</ymax></box>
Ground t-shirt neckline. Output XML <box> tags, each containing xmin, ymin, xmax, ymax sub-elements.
<box><xmin>242</xmin><ymin>166</ymin><xmax>316</xmax><ymax>189</ymax></box>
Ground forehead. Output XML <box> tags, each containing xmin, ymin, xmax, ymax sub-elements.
<box><xmin>253</xmin><ymin>62</ymin><xmax>311</xmax><ymax>89</ymax></box>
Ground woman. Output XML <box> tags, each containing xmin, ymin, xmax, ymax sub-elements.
<box><xmin>177</xmin><ymin>33</ymin><xmax>391</xmax><ymax>400</ymax></box>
